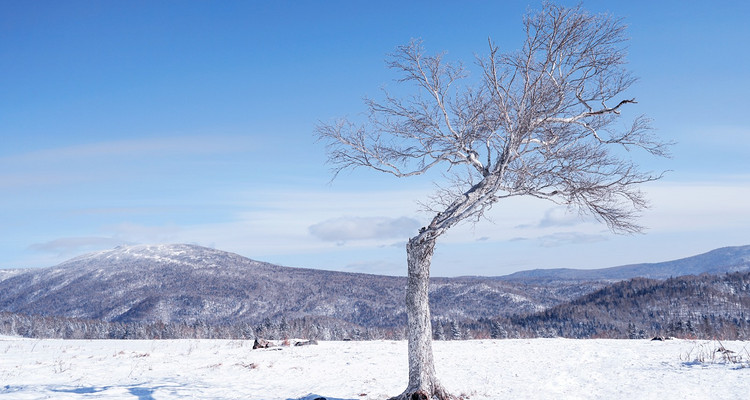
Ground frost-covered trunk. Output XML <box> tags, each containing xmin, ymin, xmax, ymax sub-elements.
<box><xmin>392</xmin><ymin>234</ymin><xmax>452</xmax><ymax>400</ymax></box>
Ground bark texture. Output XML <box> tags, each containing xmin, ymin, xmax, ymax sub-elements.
<box><xmin>389</xmin><ymin>235</ymin><xmax>454</xmax><ymax>400</ymax></box>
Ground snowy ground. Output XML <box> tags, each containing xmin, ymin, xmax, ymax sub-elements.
<box><xmin>1</xmin><ymin>336</ymin><xmax>749</xmax><ymax>399</ymax></box>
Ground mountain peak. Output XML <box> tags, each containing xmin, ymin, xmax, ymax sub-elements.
<box><xmin>56</xmin><ymin>243</ymin><xmax>248</xmax><ymax>271</ymax></box>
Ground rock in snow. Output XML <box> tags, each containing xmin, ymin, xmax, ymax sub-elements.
<box><xmin>253</xmin><ymin>338</ymin><xmax>275</xmax><ymax>349</ymax></box>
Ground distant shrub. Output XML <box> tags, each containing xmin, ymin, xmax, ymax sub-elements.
<box><xmin>682</xmin><ymin>341</ymin><xmax>750</xmax><ymax>368</ymax></box>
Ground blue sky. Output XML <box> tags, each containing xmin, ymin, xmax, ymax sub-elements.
<box><xmin>2</xmin><ymin>0</ymin><xmax>748</xmax><ymax>276</ymax></box>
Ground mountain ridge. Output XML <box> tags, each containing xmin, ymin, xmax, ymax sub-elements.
<box><xmin>497</xmin><ymin>245</ymin><xmax>750</xmax><ymax>282</ymax></box>
<box><xmin>1</xmin><ymin>243</ymin><xmax>749</xmax><ymax>340</ymax></box>
<box><xmin>0</xmin><ymin>244</ymin><xmax>577</xmax><ymax>328</ymax></box>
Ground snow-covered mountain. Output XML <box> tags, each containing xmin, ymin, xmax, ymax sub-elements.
<box><xmin>498</xmin><ymin>245</ymin><xmax>750</xmax><ymax>283</ymax></box>
<box><xmin>2</xmin><ymin>243</ymin><xmax>748</xmax><ymax>336</ymax></box>
<box><xmin>0</xmin><ymin>244</ymin><xmax>576</xmax><ymax>327</ymax></box>
<box><xmin>0</xmin><ymin>268</ymin><xmax>23</xmax><ymax>282</ymax></box>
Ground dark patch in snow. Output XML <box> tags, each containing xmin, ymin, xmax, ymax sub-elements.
<box><xmin>129</xmin><ymin>387</ymin><xmax>156</xmax><ymax>400</ymax></box>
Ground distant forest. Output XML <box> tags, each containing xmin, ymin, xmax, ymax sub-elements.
<box><xmin>3</xmin><ymin>272</ymin><xmax>749</xmax><ymax>341</ymax></box>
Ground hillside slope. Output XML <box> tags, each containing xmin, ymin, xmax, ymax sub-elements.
<box><xmin>504</xmin><ymin>272</ymin><xmax>750</xmax><ymax>339</ymax></box>
<box><xmin>0</xmin><ymin>244</ymin><xmax>577</xmax><ymax>328</ymax></box>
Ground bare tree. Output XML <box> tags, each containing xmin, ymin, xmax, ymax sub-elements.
<box><xmin>316</xmin><ymin>4</ymin><xmax>669</xmax><ymax>399</ymax></box>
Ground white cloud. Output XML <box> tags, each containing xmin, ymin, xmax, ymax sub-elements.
<box><xmin>537</xmin><ymin>232</ymin><xmax>608</xmax><ymax>248</ymax></box>
<box><xmin>309</xmin><ymin>216</ymin><xmax>421</xmax><ymax>242</ymax></box>
<box><xmin>538</xmin><ymin>207</ymin><xmax>585</xmax><ymax>228</ymax></box>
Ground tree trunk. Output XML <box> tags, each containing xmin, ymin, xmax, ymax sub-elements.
<box><xmin>391</xmin><ymin>234</ymin><xmax>454</xmax><ymax>400</ymax></box>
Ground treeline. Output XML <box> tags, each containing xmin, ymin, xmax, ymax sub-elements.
<box><xmin>3</xmin><ymin>272</ymin><xmax>749</xmax><ymax>341</ymax></box>
<box><xmin>0</xmin><ymin>311</ymin><xmax>408</xmax><ymax>341</ymax></box>
<box><xmin>3</xmin><ymin>308</ymin><xmax>748</xmax><ymax>341</ymax></box>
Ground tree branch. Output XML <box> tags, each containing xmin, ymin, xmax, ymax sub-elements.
<box><xmin>317</xmin><ymin>3</ymin><xmax>670</xmax><ymax>237</ymax></box>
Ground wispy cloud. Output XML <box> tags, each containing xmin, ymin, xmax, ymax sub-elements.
<box><xmin>28</xmin><ymin>222</ymin><xmax>184</xmax><ymax>258</ymax></box>
<box><xmin>1</xmin><ymin>135</ymin><xmax>255</xmax><ymax>164</ymax></box>
<box><xmin>515</xmin><ymin>207</ymin><xmax>586</xmax><ymax>229</ymax></box>
<box><xmin>537</xmin><ymin>232</ymin><xmax>608</xmax><ymax>248</ymax></box>
<box><xmin>309</xmin><ymin>216</ymin><xmax>421</xmax><ymax>243</ymax></box>
<box><xmin>538</xmin><ymin>207</ymin><xmax>585</xmax><ymax>228</ymax></box>
<box><xmin>28</xmin><ymin>237</ymin><xmax>132</xmax><ymax>255</ymax></box>
<box><xmin>0</xmin><ymin>135</ymin><xmax>259</xmax><ymax>190</ymax></box>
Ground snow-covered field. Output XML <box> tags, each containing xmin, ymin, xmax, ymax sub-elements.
<box><xmin>2</xmin><ymin>336</ymin><xmax>749</xmax><ymax>399</ymax></box>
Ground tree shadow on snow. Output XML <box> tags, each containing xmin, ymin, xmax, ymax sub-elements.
<box><xmin>50</xmin><ymin>386</ymin><xmax>113</xmax><ymax>395</ymax></box>
<box><xmin>128</xmin><ymin>386</ymin><xmax>156</xmax><ymax>400</ymax></box>
<box><xmin>49</xmin><ymin>385</ymin><xmax>156</xmax><ymax>400</ymax></box>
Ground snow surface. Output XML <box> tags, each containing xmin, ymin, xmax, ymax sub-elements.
<box><xmin>1</xmin><ymin>337</ymin><xmax>749</xmax><ymax>399</ymax></box>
